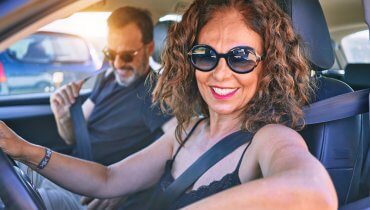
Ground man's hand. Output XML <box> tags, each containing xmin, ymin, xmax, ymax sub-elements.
<box><xmin>81</xmin><ymin>196</ymin><xmax>127</xmax><ymax>210</ymax></box>
<box><xmin>50</xmin><ymin>81</ymin><xmax>84</xmax><ymax>119</ymax></box>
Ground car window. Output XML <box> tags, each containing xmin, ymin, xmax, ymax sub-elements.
<box><xmin>341</xmin><ymin>29</ymin><xmax>370</xmax><ymax>63</ymax></box>
<box><xmin>52</xmin><ymin>36</ymin><xmax>90</xmax><ymax>63</ymax></box>
<box><xmin>8</xmin><ymin>35</ymin><xmax>51</xmax><ymax>63</ymax></box>
<box><xmin>0</xmin><ymin>13</ymin><xmax>106</xmax><ymax>97</ymax></box>
<box><xmin>8</xmin><ymin>33</ymin><xmax>90</xmax><ymax>64</ymax></box>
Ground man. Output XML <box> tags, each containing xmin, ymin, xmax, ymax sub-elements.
<box><xmin>50</xmin><ymin>6</ymin><xmax>171</xmax><ymax>166</ymax></box>
<box><xmin>40</xmin><ymin>6</ymin><xmax>173</xmax><ymax>209</ymax></box>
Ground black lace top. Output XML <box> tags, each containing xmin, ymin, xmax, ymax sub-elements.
<box><xmin>152</xmin><ymin>119</ymin><xmax>254</xmax><ymax>210</ymax></box>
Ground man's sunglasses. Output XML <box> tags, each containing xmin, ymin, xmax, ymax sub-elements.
<box><xmin>187</xmin><ymin>44</ymin><xmax>264</xmax><ymax>74</ymax></box>
<box><xmin>103</xmin><ymin>46</ymin><xmax>143</xmax><ymax>63</ymax></box>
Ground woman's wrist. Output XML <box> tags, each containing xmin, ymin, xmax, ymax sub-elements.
<box><xmin>24</xmin><ymin>144</ymin><xmax>46</xmax><ymax>167</ymax></box>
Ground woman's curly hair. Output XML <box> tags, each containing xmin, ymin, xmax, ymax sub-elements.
<box><xmin>152</xmin><ymin>0</ymin><xmax>316</xmax><ymax>143</ymax></box>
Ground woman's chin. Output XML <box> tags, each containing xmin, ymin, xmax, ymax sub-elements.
<box><xmin>209</xmin><ymin>105</ymin><xmax>241</xmax><ymax>116</ymax></box>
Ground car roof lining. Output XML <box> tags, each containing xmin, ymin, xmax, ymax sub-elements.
<box><xmin>0</xmin><ymin>0</ymin><xmax>367</xmax><ymax>51</ymax></box>
<box><xmin>84</xmin><ymin>0</ymin><xmax>193</xmax><ymax>22</ymax></box>
<box><xmin>83</xmin><ymin>0</ymin><xmax>367</xmax><ymax>41</ymax></box>
<box><xmin>0</xmin><ymin>0</ymin><xmax>100</xmax><ymax>51</ymax></box>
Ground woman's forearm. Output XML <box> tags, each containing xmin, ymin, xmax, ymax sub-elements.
<box><xmin>183</xmin><ymin>169</ymin><xmax>338</xmax><ymax>210</ymax></box>
<box><xmin>23</xmin><ymin>144</ymin><xmax>109</xmax><ymax>197</ymax></box>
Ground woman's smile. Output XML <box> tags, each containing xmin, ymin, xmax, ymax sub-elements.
<box><xmin>210</xmin><ymin>86</ymin><xmax>239</xmax><ymax>99</ymax></box>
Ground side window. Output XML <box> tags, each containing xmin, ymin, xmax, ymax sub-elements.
<box><xmin>0</xmin><ymin>32</ymin><xmax>100</xmax><ymax>96</ymax></box>
<box><xmin>340</xmin><ymin>29</ymin><xmax>370</xmax><ymax>90</ymax></box>
<box><xmin>341</xmin><ymin>29</ymin><xmax>370</xmax><ymax>63</ymax></box>
<box><xmin>8</xmin><ymin>36</ymin><xmax>52</xmax><ymax>63</ymax></box>
<box><xmin>0</xmin><ymin>12</ymin><xmax>112</xmax><ymax>97</ymax></box>
<box><xmin>51</xmin><ymin>36</ymin><xmax>90</xmax><ymax>63</ymax></box>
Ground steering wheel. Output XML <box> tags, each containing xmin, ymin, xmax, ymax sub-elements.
<box><xmin>0</xmin><ymin>150</ymin><xmax>46</xmax><ymax>210</ymax></box>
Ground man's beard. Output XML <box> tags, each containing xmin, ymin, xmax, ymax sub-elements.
<box><xmin>114</xmin><ymin>67</ymin><xmax>139</xmax><ymax>87</ymax></box>
<box><xmin>114</xmin><ymin>52</ymin><xmax>149</xmax><ymax>87</ymax></box>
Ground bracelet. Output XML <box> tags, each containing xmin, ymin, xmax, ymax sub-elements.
<box><xmin>37</xmin><ymin>147</ymin><xmax>52</xmax><ymax>170</ymax></box>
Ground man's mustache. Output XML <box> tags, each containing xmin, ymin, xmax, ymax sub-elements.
<box><xmin>115</xmin><ymin>66</ymin><xmax>134</xmax><ymax>71</ymax></box>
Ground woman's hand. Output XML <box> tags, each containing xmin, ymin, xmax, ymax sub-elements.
<box><xmin>0</xmin><ymin>121</ymin><xmax>33</xmax><ymax>160</ymax></box>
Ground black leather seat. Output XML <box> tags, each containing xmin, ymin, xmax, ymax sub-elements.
<box><xmin>344</xmin><ymin>63</ymin><xmax>370</xmax><ymax>90</ymax></box>
<box><xmin>275</xmin><ymin>0</ymin><xmax>366</xmax><ymax>206</ymax></box>
<box><xmin>152</xmin><ymin>20</ymin><xmax>174</xmax><ymax>64</ymax></box>
<box><xmin>151</xmin><ymin>20</ymin><xmax>176</xmax><ymax>73</ymax></box>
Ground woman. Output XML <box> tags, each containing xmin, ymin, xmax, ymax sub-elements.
<box><xmin>0</xmin><ymin>0</ymin><xmax>337</xmax><ymax>209</ymax></box>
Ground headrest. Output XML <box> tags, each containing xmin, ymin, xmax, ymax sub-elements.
<box><xmin>275</xmin><ymin>0</ymin><xmax>334</xmax><ymax>71</ymax></box>
<box><xmin>152</xmin><ymin>20</ymin><xmax>174</xmax><ymax>64</ymax></box>
<box><xmin>344</xmin><ymin>63</ymin><xmax>370</xmax><ymax>90</ymax></box>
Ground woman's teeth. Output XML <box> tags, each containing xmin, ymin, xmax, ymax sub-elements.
<box><xmin>212</xmin><ymin>87</ymin><xmax>237</xmax><ymax>95</ymax></box>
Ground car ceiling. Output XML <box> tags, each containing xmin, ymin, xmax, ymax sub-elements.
<box><xmin>320</xmin><ymin>0</ymin><xmax>367</xmax><ymax>40</ymax></box>
<box><xmin>85</xmin><ymin>0</ymin><xmax>368</xmax><ymax>41</ymax></box>
<box><xmin>85</xmin><ymin>0</ymin><xmax>192</xmax><ymax>21</ymax></box>
<box><xmin>0</xmin><ymin>0</ymin><xmax>367</xmax><ymax>51</ymax></box>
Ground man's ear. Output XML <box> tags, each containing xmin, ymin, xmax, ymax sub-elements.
<box><xmin>146</xmin><ymin>41</ymin><xmax>155</xmax><ymax>56</ymax></box>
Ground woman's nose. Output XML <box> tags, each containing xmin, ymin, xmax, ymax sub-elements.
<box><xmin>211</xmin><ymin>58</ymin><xmax>233</xmax><ymax>81</ymax></box>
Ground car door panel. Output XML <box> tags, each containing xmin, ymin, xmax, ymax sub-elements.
<box><xmin>2</xmin><ymin>107</ymin><xmax>69</xmax><ymax>153</ymax></box>
<box><xmin>0</xmin><ymin>92</ymin><xmax>90</xmax><ymax>154</ymax></box>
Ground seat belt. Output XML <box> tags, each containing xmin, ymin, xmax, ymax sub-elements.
<box><xmin>303</xmin><ymin>88</ymin><xmax>370</xmax><ymax>125</ymax></box>
<box><xmin>69</xmin><ymin>61</ymin><xmax>110</xmax><ymax>160</ymax></box>
<box><xmin>151</xmin><ymin>88</ymin><xmax>370</xmax><ymax>209</ymax></box>
<box><xmin>150</xmin><ymin>131</ymin><xmax>254</xmax><ymax>210</ymax></box>
<box><xmin>70</xmin><ymin>98</ymin><xmax>93</xmax><ymax>160</ymax></box>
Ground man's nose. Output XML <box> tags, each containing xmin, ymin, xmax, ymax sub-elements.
<box><xmin>113</xmin><ymin>56</ymin><xmax>126</xmax><ymax>69</ymax></box>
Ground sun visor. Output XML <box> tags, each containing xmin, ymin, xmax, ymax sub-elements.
<box><xmin>276</xmin><ymin>0</ymin><xmax>334</xmax><ymax>71</ymax></box>
<box><xmin>364</xmin><ymin>0</ymin><xmax>370</xmax><ymax>38</ymax></box>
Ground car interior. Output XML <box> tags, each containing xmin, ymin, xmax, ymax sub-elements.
<box><xmin>0</xmin><ymin>0</ymin><xmax>369</xmax><ymax>209</ymax></box>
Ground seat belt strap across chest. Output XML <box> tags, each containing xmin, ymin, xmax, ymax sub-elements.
<box><xmin>68</xmin><ymin>61</ymin><xmax>110</xmax><ymax>161</ymax></box>
<box><xmin>151</xmin><ymin>131</ymin><xmax>254</xmax><ymax>210</ymax></box>
<box><xmin>70</xmin><ymin>97</ymin><xmax>93</xmax><ymax>160</ymax></box>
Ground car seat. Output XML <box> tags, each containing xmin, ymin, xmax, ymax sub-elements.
<box><xmin>275</xmin><ymin>0</ymin><xmax>367</xmax><ymax>206</ymax></box>
<box><xmin>152</xmin><ymin>20</ymin><xmax>174</xmax><ymax>65</ymax></box>
<box><xmin>344</xmin><ymin>63</ymin><xmax>370</xmax><ymax>90</ymax></box>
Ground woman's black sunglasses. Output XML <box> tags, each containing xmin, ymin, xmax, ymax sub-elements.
<box><xmin>187</xmin><ymin>44</ymin><xmax>264</xmax><ymax>74</ymax></box>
